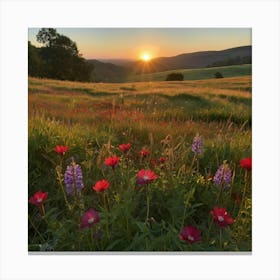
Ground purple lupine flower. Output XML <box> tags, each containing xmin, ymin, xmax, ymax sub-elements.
<box><xmin>213</xmin><ymin>162</ymin><xmax>232</xmax><ymax>189</ymax></box>
<box><xmin>191</xmin><ymin>135</ymin><xmax>203</xmax><ymax>155</ymax></box>
<box><xmin>64</xmin><ymin>162</ymin><xmax>84</xmax><ymax>195</ymax></box>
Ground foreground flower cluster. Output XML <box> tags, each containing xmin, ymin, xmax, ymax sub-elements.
<box><xmin>29</xmin><ymin>136</ymin><xmax>252</xmax><ymax>250</ymax></box>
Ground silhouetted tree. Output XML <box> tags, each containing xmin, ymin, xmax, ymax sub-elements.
<box><xmin>214</xmin><ymin>72</ymin><xmax>224</xmax><ymax>78</ymax></box>
<box><xmin>166</xmin><ymin>73</ymin><xmax>184</xmax><ymax>81</ymax></box>
<box><xmin>29</xmin><ymin>28</ymin><xmax>93</xmax><ymax>82</ymax></box>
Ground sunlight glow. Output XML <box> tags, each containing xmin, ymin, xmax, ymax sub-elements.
<box><xmin>140</xmin><ymin>53</ymin><xmax>152</xmax><ymax>62</ymax></box>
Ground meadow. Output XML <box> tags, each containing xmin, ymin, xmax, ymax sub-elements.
<box><xmin>28</xmin><ymin>75</ymin><xmax>252</xmax><ymax>252</ymax></box>
<box><xmin>127</xmin><ymin>64</ymin><xmax>252</xmax><ymax>82</ymax></box>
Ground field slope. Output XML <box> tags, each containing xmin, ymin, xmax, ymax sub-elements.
<box><xmin>127</xmin><ymin>64</ymin><xmax>251</xmax><ymax>82</ymax></box>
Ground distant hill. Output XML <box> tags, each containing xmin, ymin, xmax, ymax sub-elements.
<box><xmin>87</xmin><ymin>46</ymin><xmax>251</xmax><ymax>82</ymax></box>
<box><xmin>87</xmin><ymin>59</ymin><xmax>130</xmax><ymax>82</ymax></box>
<box><xmin>97</xmin><ymin>58</ymin><xmax>133</xmax><ymax>66</ymax></box>
<box><xmin>126</xmin><ymin>45</ymin><xmax>252</xmax><ymax>74</ymax></box>
<box><xmin>127</xmin><ymin>64</ymin><xmax>252</xmax><ymax>82</ymax></box>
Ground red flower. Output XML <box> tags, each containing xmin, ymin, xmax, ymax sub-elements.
<box><xmin>104</xmin><ymin>155</ymin><xmax>120</xmax><ymax>168</ymax></box>
<box><xmin>119</xmin><ymin>143</ymin><xmax>131</xmax><ymax>153</ymax></box>
<box><xmin>139</xmin><ymin>149</ymin><xmax>150</xmax><ymax>158</ymax></box>
<box><xmin>137</xmin><ymin>169</ymin><xmax>158</xmax><ymax>185</ymax></box>
<box><xmin>150</xmin><ymin>158</ymin><xmax>158</xmax><ymax>167</ymax></box>
<box><xmin>92</xmin><ymin>179</ymin><xmax>110</xmax><ymax>192</ymax></box>
<box><xmin>150</xmin><ymin>157</ymin><xmax>167</xmax><ymax>167</ymax></box>
<box><xmin>29</xmin><ymin>191</ymin><xmax>48</xmax><ymax>207</ymax></box>
<box><xmin>80</xmin><ymin>208</ymin><xmax>100</xmax><ymax>229</ymax></box>
<box><xmin>180</xmin><ymin>225</ymin><xmax>201</xmax><ymax>244</ymax></box>
<box><xmin>159</xmin><ymin>157</ymin><xmax>167</xmax><ymax>164</ymax></box>
<box><xmin>55</xmin><ymin>145</ymin><xmax>69</xmax><ymax>155</ymax></box>
<box><xmin>240</xmin><ymin>157</ymin><xmax>252</xmax><ymax>171</ymax></box>
<box><xmin>210</xmin><ymin>206</ymin><xmax>235</xmax><ymax>227</ymax></box>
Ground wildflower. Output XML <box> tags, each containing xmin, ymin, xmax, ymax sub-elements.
<box><xmin>104</xmin><ymin>155</ymin><xmax>120</xmax><ymax>168</ymax></box>
<box><xmin>151</xmin><ymin>157</ymin><xmax>167</xmax><ymax>167</ymax></box>
<box><xmin>210</xmin><ymin>206</ymin><xmax>234</xmax><ymax>227</ymax></box>
<box><xmin>137</xmin><ymin>169</ymin><xmax>158</xmax><ymax>185</ymax></box>
<box><xmin>64</xmin><ymin>162</ymin><xmax>84</xmax><ymax>195</ymax></box>
<box><xmin>119</xmin><ymin>143</ymin><xmax>131</xmax><ymax>153</ymax></box>
<box><xmin>240</xmin><ymin>157</ymin><xmax>252</xmax><ymax>171</ymax></box>
<box><xmin>55</xmin><ymin>145</ymin><xmax>69</xmax><ymax>155</ymax></box>
<box><xmin>92</xmin><ymin>179</ymin><xmax>110</xmax><ymax>192</ymax></box>
<box><xmin>159</xmin><ymin>157</ymin><xmax>167</xmax><ymax>164</ymax></box>
<box><xmin>180</xmin><ymin>225</ymin><xmax>202</xmax><ymax>244</ymax></box>
<box><xmin>139</xmin><ymin>149</ymin><xmax>150</xmax><ymax>158</ymax></box>
<box><xmin>213</xmin><ymin>162</ymin><xmax>232</xmax><ymax>188</ymax></box>
<box><xmin>191</xmin><ymin>135</ymin><xmax>203</xmax><ymax>155</ymax></box>
<box><xmin>29</xmin><ymin>191</ymin><xmax>48</xmax><ymax>207</ymax></box>
<box><xmin>80</xmin><ymin>208</ymin><xmax>100</xmax><ymax>229</ymax></box>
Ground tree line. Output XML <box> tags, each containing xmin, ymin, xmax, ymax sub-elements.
<box><xmin>206</xmin><ymin>55</ymin><xmax>251</xmax><ymax>68</ymax></box>
<box><xmin>28</xmin><ymin>28</ymin><xmax>93</xmax><ymax>82</ymax></box>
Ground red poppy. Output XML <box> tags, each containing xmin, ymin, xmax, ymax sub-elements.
<box><xmin>180</xmin><ymin>225</ymin><xmax>202</xmax><ymax>244</ymax></box>
<box><xmin>104</xmin><ymin>155</ymin><xmax>120</xmax><ymax>168</ymax></box>
<box><xmin>29</xmin><ymin>191</ymin><xmax>48</xmax><ymax>207</ymax></box>
<box><xmin>54</xmin><ymin>145</ymin><xmax>69</xmax><ymax>155</ymax></box>
<box><xmin>137</xmin><ymin>169</ymin><xmax>158</xmax><ymax>185</ymax></box>
<box><xmin>92</xmin><ymin>179</ymin><xmax>110</xmax><ymax>192</ymax></box>
<box><xmin>240</xmin><ymin>157</ymin><xmax>252</xmax><ymax>171</ymax></box>
<box><xmin>139</xmin><ymin>149</ymin><xmax>150</xmax><ymax>158</ymax></box>
<box><xmin>150</xmin><ymin>158</ymin><xmax>158</xmax><ymax>167</ymax></box>
<box><xmin>119</xmin><ymin>143</ymin><xmax>131</xmax><ymax>153</ymax></box>
<box><xmin>210</xmin><ymin>206</ymin><xmax>234</xmax><ymax>227</ymax></box>
<box><xmin>159</xmin><ymin>157</ymin><xmax>167</xmax><ymax>164</ymax></box>
<box><xmin>80</xmin><ymin>208</ymin><xmax>100</xmax><ymax>229</ymax></box>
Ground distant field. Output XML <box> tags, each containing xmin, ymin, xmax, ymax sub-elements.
<box><xmin>127</xmin><ymin>64</ymin><xmax>252</xmax><ymax>82</ymax></box>
<box><xmin>28</xmin><ymin>76</ymin><xmax>252</xmax><ymax>252</ymax></box>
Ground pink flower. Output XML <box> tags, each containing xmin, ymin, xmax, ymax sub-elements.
<box><xmin>29</xmin><ymin>191</ymin><xmax>48</xmax><ymax>207</ymax></box>
<box><xmin>104</xmin><ymin>155</ymin><xmax>120</xmax><ymax>168</ymax></box>
<box><xmin>54</xmin><ymin>145</ymin><xmax>69</xmax><ymax>155</ymax></box>
<box><xmin>119</xmin><ymin>143</ymin><xmax>131</xmax><ymax>153</ymax></box>
<box><xmin>92</xmin><ymin>179</ymin><xmax>110</xmax><ymax>192</ymax></box>
<box><xmin>180</xmin><ymin>225</ymin><xmax>201</xmax><ymax>244</ymax></box>
<box><xmin>240</xmin><ymin>157</ymin><xmax>252</xmax><ymax>171</ymax></box>
<box><xmin>80</xmin><ymin>208</ymin><xmax>100</xmax><ymax>229</ymax></box>
<box><xmin>136</xmin><ymin>169</ymin><xmax>157</xmax><ymax>185</ymax></box>
<box><xmin>210</xmin><ymin>206</ymin><xmax>235</xmax><ymax>227</ymax></box>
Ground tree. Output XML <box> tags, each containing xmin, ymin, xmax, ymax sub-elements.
<box><xmin>214</xmin><ymin>72</ymin><xmax>224</xmax><ymax>79</ymax></box>
<box><xmin>165</xmin><ymin>72</ymin><xmax>184</xmax><ymax>81</ymax></box>
<box><xmin>29</xmin><ymin>28</ymin><xmax>93</xmax><ymax>82</ymax></box>
<box><xmin>28</xmin><ymin>41</ymin><xmax>43</xmax><ymax>77</ymax></box>
<box><xmin>36</xmin><ymin>28</ymin><xmax>58</xmax><ymax>47</ymax></box>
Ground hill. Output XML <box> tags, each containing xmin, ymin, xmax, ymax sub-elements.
<box><xmin>127</xmin><ymin>46</ymin><xmax>251</xmax><ymax>74</ymax></box>
<box><xmin>127</xmin><ymin>64</ymin><xmax>252</xmax><ymax>82</ymax></box>
<box><xmin>87</xmin><ymin>59</ymin><xmax>130</xmax><ymax>82</ymax></box>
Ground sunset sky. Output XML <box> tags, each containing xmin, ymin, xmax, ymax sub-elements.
<box><xmin>28</xmin><ymin>28</ymin><xmax>251</xmax><ymax>60</ymax></box>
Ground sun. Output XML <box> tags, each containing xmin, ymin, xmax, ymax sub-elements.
<box><xmin>140</xmin><ymin>53</ymin><xmax>152</xmax><ymax>62</ymax></box>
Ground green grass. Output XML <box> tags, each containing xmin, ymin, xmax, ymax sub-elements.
<box><xmin>127</xmin><ymin>64</ymin><xmax>252</xmax><ymax>82</ymax></box>
<box><xmin>28</xmin><ymin>76</ymin><xmax>252</xmax><ymax>252</ymax></box>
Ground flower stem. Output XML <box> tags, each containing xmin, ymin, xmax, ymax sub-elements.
<box><xmin>145</xmin><ymin>185</ymin><xmax>150</xmax><ymax>223</ymax></box>
<box><xmin>237</xmin><ymin>169</ymin><xmax>249</xmax><ymax>219</ymax></box>
<box><xmin>56</xmin><ymin>166</ymin><xmax>72</xmax><ymax>211</ymax></box>
<box><xmin>28</xmin><ymin>215</ymin><xmax>45</xmax><ymax>243</ymax></box>
<box><xmin>219</xmin><ymin>228</ymin><xmax>223</xmax><ymax>250</ymax></box>
<box><xmin>90</xmin><ymin>227</ymin><xmax>94</xmax><ymax>250</ymax></box>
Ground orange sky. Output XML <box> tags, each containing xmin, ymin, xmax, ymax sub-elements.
<box><xmin>29</xmin><ymin>28</ymin><xmax>251</xmax><ymax>60</ymax></box>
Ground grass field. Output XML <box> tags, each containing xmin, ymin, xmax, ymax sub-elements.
<box><xmin>28</xmin><ymin>75</ymin><xmax>252</xmax><ymax>251</ymax></box>
<box><xmin>127</xmin><ymin>64</ymin><xmax>252</xmax><ymax>82</ymax></box>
